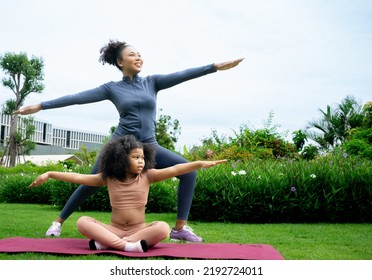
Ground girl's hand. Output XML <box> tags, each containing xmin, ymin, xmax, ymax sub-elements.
<box><xmin>14</xmin><ymin>104</ymin><xmax>42</xmax><ymax>115</ymax></box>
<box><xmin>28</xmin><ymin>173</ymin><xmax>50</xmax><ymax>188</ymax></box>
<box><xmin>200</xmin><ymin>159</ymin><xmax>228</xmax><ymax>169</ymax></box>
<box><xmin>214</xmin><ymin>58</ymin><xmax>244</xmax><ymax>71</ymax></box>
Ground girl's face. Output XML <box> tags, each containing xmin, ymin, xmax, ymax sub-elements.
<box><xmin>128</xmin><ymin>148</ymin><xmax>145</xmax><ymax>175</ymax></box>
<box><xmin>118</xmin><ymin>46</ymin><xmax>143</xmax><ymax>76</ymax></box>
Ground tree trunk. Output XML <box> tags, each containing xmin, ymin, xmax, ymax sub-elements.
<box><xmin>7</xmin><ymin>114</ymin><xmax>19</xmax><ymax>167</ymax></box>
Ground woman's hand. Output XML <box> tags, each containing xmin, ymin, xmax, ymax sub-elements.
<box><xmin>214</xmin><ymin>58</ymin><xmax>244</xmax><ymax>71</ymax></box>
<box><xmin>13</xmin><ymin>104</ymin><xmax>42</xmax><ymax>115</ymax></box>
<box><xmin>28</xmin><ymin>172</ymin><xmax>50</xmax><ymax>188</ymax></box>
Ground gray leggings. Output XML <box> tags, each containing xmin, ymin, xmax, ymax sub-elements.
<box><xmin>59</xmin><ymin>142</ymin><xmax>196</xmax><ymax>221</ymax></box>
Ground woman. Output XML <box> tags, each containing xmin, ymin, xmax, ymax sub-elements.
<box><xmin>29</xmin><ymin>135</ymin><xmax>227</xmax><ymax>252</ymax></box>
<box><xmin>16</xmin><ymin>39</ymin><xmax>243</xmax><ymax>242</ymax></box>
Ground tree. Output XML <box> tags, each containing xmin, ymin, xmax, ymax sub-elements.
<box><xmin>306</xmin><ymin>96</ymin><xmax>364</xmax><ymax>151</ymax></box>
<box><xmin>341</xmin><ymin>101</ymin><xmax>372</xmax><ymax>159</ymax></box>
<box><xmin>155</xmin><ymin>109</ymin><xmax>181</xmax><ymax>151</ymax></box>
<box><xmin>74</xmin><ymin>111</ymin><xmax>181</xmax><ymax>164</ymax></box>
<box><xmin>74</xmin><ymin>145</ymin><xmax>99</xmax><ymax>166</ymax></box>
<box><xmin>292</xmin><ymin>129</ymin><xmax>307</xmax><ymax>151</ymax></box>
<box><xmin>0</xmin><ymin>52</ymin><xmax>44</xmax><ymax>166</ymax></box>
<box><xmin>362</xmin><ymin>101</ymin><xmax>372</xmax><ymax>128</ymax></box>
<box><xmin>306</xmin><ymin>104</ymin><xmax>338</xmax><ymax>151</ymax></box>
<box><xmin>15</xmin><ymin>116</ymin><xmax>37</xmax><ymax>158</ymax></box>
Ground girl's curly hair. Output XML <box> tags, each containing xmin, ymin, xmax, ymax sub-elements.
<box><xmin>99</xmin><ymin>135</ymin><xmax>156</xmax><ymax>181</ymax></box>
<box><xmin>99</xmin><ymin>39</ymin><xmax>129</xmax><ymax>71</ymax></box>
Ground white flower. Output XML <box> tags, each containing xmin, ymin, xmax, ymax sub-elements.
<box><xmin>238</xmin><ymin>170</ymin><xmax>247</xmax><ymax>175</ymax></box>
<box><xmin>310</xmin><ymin>174</ymin><xmax>316</xmax><ymax>178</ymax></box>
<box><xmin>257</xmin><ymin>175</ymin><xmax>261</xmax><ymax>180</ymax></box>
<box><xmin>231</xmin><ymin>171</ymin><xmax>237</xmax><ymax>176</ymax></box>
<box><xmin>172</xmin><ymin>177</ymin><xmax>178</xmax><ymax>182</ymax></box>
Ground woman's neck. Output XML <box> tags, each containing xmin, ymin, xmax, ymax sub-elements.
<box><xmin>122</xmin><ymin>70</ymin><xmax>137</xmax><ymax>80</ymax></box>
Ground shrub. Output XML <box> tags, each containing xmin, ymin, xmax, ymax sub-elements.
<box><xmin>190</xmin><ymin>154</ymin><xmax>372</xmax><ymax>223</ymax></box>
<box><xmin>147</xmin><ymin>179</ymin><xmax>177</xmax><ymax>213</ymax></box>
<box><xmin>1</xmin><ymin>154</ymin><xmax>371</xmax><ymax>223</ymax></box>
<box><xmin>0</xmin><ymin>163</ymin><xmax>177</xmax><ymax>214</ymax></box>
<box><xmin>301</xmin><ymin>145</ymin><xmax>318</xmax><ymax>160</ymax></box>
<box><xmin>343</xmin><ymin>127</ymin><xmax>372</xmax><ymax>160</ymax></box>
<box><xmin>185</xmin><ymin>124</ymin><xmax>299</xmax><ymax>162</ymax></box>
<box><xmin>0</xmin><ymin>162</ymin><xmax>68</xmax><ymax>204</ymax></box>
<box><xmin>0</xmin><ymin>173</ymin><xmax>53</xmax><ymax>204</ymax></box>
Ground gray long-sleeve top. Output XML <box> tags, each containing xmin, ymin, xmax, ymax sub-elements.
<box><xmin>41</xmin><ymin>64</ymin><xmax>217</xmax><ymax>144</ymax></box>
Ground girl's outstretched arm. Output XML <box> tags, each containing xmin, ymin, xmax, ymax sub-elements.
<box><xmin>28</xmin><ymin>172</ymin><xmax>105</xmax><ymax>188</ymax></box>
<box><xmin>151</xmin><ymin>159</ymin><xmax>227</xmax><ymax>183</ymax></box>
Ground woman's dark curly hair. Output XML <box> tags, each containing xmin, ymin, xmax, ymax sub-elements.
<box><xmin>99</xmin><ymin>39</ymin><xmax>129</xmax><ymax>71</ymax></box>
<box><xmin>99</xmin><ymin>135</ymin><xmax>156</xmax><ymax>181</ymax></box>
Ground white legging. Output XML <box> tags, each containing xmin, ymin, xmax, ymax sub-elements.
<box><xmin>77</xmin><ymin>216</ymin><xmax>170</xmax><ymax>250</ymax></box>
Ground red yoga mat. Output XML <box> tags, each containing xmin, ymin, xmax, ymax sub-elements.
<box><xmin>0</xmin><ymin>237</ymin><xmax>284</xmax><ymax>260</ymax></box>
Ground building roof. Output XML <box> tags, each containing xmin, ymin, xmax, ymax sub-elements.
<box><xmin>8</xmin><ymin>155</ymin><xmax>84</xmax><ymax>166</ymax></box>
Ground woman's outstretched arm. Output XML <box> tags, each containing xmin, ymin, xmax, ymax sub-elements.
<box><xmin>13</xmin><ymin>104</ymin><xmax>42</xmax><ymax>115</ymax></box>
<box><xmin>14</xmin><ymin>85</ymin><xmax>111</xmax><ymax>115</ymax></box>
<box><xmin>214</xmin><ymin>58</ymin><xmax>244</xmax><ymax>71</ymax></box>
<box><xmin>155</xmin><ymin>58</ymin><xmax>244</xmax><ymax>90</ymax></box>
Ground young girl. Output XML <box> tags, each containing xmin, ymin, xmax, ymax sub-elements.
<box><xmin>16</xmin><ymin>39</ymin><xmax>243</xmax><ymax>242</ymax></box>
<box><xmin>29</xmin><ymin>135</ymin><xmax>227</xmax><ymax>252</ymax></box>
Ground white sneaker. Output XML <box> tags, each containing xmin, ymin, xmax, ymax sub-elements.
<box><xmin>45</xmin><ymin>222</ymin><xmax>61</xmax><ymax>237</ymax></box>
<box><xmin>170</xmin><ymin>225</ymin><xmax>204</xmax><ymax>243</ymax></box>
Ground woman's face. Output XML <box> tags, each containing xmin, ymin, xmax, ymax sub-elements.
<box><xmin>118</xmin><ymin>46</ymin><xmax>143</xmax><ymax>75</ymax></box>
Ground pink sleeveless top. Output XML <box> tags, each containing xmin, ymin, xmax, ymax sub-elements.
<box><xmin>107</xmin><ymin>169</ymin><xmax>155</xmax><ymax>209</ymax></box>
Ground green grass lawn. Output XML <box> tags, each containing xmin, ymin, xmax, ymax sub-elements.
<box><xmin>0</xmin><ymin>203</ymin><xmax>371</xmax><ymax>260</ymax></box>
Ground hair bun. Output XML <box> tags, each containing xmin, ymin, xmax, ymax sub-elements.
<box><xmin>99</xmin><ymin>39</ymin><xmax>127</xmax><ymax>69</ymax></box>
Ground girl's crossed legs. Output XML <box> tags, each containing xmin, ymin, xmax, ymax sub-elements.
<box><xmin>77</xmin><ymin>216</ymin><xmax>170</xmax><ymax>251</ymax></box>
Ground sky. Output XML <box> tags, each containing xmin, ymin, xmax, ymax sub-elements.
<box><xmin>1</xmin><ymin>0</ymin><xmax>371</xmax><ymax>151</ymax></box>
